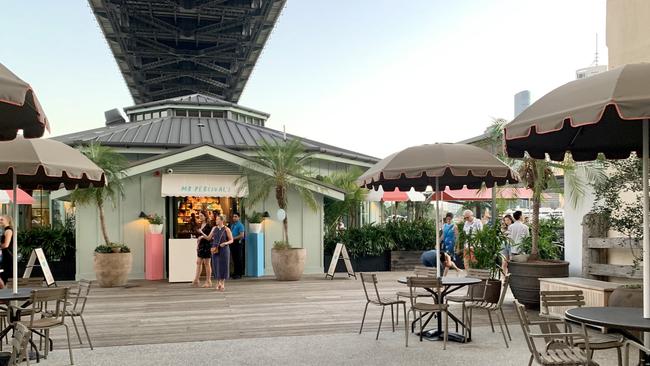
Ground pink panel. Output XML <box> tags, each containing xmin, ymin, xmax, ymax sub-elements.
<box><xmin>145</xmin><ymin>233</ymin><xmax>164</xmax><ymax>280</ymax></box>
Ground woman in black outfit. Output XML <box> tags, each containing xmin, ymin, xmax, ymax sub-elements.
<box><xmin>192</xmin><ymin>211</ymin><xmax>213</xmax><ymax>288</ymax></box>
<box><xmin>0</xmin><ymin>215</ymin><xmax>14</xmax><ymax>289</ymax></box>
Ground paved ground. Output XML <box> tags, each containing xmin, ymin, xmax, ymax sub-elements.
<box><xmin>40</xmin><ymin>325</ymin><xmax>623</xmax><ymax>366</ymax></box>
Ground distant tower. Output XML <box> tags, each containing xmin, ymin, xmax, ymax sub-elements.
<box><xmin>514</xmin><ymin>90</ymin><xmax>531</xmax><ymax>117</ymax></box>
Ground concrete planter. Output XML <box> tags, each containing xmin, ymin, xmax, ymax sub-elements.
<box><xmin>249</xmin><ymin>223</ymin><xmax>263</xmax><ymax>234</ymax></box>
<box><xmin>509</xmin><ymin>260</ymin><xmax>569</xmax><ymax>308</ymax></box>
<box><xmin>271</xmin><ymin>248</ymin><xmax>306</xmax><ymax>281</ymax></box>
<box><xmin>94</xmin><ymin>252</ymin><xmax>133</xmax><ymax>287</ymax></box>
<box><xmin>148</xmin><ymin>224</ymin><xmax>163</xmax><ymax>234</ymax></box>
<box><xmin>608</xmin><ymin>286</ymin><xmax>642</xmax><ymax>308</ymax></box>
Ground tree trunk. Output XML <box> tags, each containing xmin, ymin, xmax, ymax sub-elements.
<box><xmin>97</xmin><ymin>200</ymin><xmax>111</xmax><ymax>246</ymax></box>
<box><xmin>531</xmin><ymin>189</ymin><xmax>541</xmax><ymax>260</ymax></box>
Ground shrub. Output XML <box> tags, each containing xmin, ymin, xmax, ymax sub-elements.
<box><xmin>94</xmin><ymin>245</ymin><xmax>113</xmax><ymax>254</ymax></box>
<box><xmin>18</xmin><ymin>221</ymin><xmax>75</xmax><ymax>261</ymax></box>
<box><xmin>94</xmin><ymin>243</ymin><xmax>131</xmax><ymax>254</ymax></box>
<box><xmin>469</xmin><ymin>223</ymin><xmax>506</xmax><ymax>278</ymax></box>
<box><xmin>519</xmin><ymin>217</ymin><xmax>563</xmax><ymax>260</ymax></box>
<box><xmin>273</xmin><ymin>240</ymin><xmax>291</xmax><ymax>250</ymax></box>
<box><xmin>247</xmin><ymin>211</ymin><xmax>264</xmax><ymax>224</ymax></box>
<box><xmin>147</xmin><ymin>214</ymin><xmax>163</xmax><ymax>225</ymax></box>
<box><xmin>385</xmin><ymin>218</ymin><xmax>437</xmax><ymax>251</ymax></box>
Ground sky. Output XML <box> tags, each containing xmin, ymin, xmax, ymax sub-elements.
<box><xmin>1</xmin><ymin>0</ymin><xmax>607</xmax><ymax>159</ymax></box>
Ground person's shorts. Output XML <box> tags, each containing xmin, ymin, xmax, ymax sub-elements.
<box><xmin>500</xmin><ymin>247</ymin><xmax>511</xmax><ymax>260</ymax></box>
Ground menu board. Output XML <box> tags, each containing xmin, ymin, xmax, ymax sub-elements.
<box><xmin>23</xmin><ymin>248</ymin><xmax>55</xmax><ymax>286</ymax></box>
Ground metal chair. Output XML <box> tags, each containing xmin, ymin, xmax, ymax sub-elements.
<box><xmin>514</xmin><ymin>300</ymin><xmax>592</xmax><ymax>366</ymax></box>
<box><xmin>359</xmin><ymin>273</ymin><xmax>408</xmax><ymax>346</ymax></box>
<box><xmin>66</xmin><ymin>280</ymin><xmax>93</xmax><ymax>350</ymax></box>
<box><xmin>406</xmin><ymin>276</ymin><xmax>449</xmax><ymax>349</ymax></box>
<box><xmin>0</xmin><ymin>323</ymin><xmax>31</xmax><ymax>366</ymax></box>
<box><xmin>395</xmin><ymin>266</ymin><xmax>434</xmax><ymax>325</ymax></box>
<box><xmin>465</xmin><ymin>274</ymin><xmax>512</xmax><ymax>348</ymax></box>
<box><xmin>540</xmin><ymin>290</ymin><xmax>624</xmax><ymax>366</ymax></box>
<box><xmin>11</xmin><ymin>287</ymin><xmax>74</xmax><ymax>365</ymax></box>
<box><xmin>445</xmin><ymin>268</ymin><xmax>491</xmax><ymax>339</ymax></box>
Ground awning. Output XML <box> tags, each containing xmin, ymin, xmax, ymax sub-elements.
<box><xmin>0</xmin><ymin>189</ymin><xmax>34</xmax><ymax>205</ymax></box>
<box><xmin>366</xmin><ymin>187</ymin><xmax>426</xmax><ymax>202</ymax></box>
<box><xmin>161</xmin><ymin>174</ymin><xmax>247</xmax><ymax>197</ymax></box>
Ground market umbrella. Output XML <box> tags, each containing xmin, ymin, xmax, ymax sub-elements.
<box><xmin>503</xmin><ymin>62</ymin><xmax>650</xmax><ymax>318</ymax></box>
<box><xmin>0</xmin><ymin>189</ymin><xmax>34</xmax><ymax>205</ymax></box>
<box><xmin>0</xmin><ymin>137</ymin><xmax>105</xmax><ymax>293</ymax></box>
<box><xmin>358</xmin><ymin>143</ymin><xmax>518</xmax><ymax>277</ymax></box>
<box><xmin>0</xmin><ymin>62</ymin><xmax>49</xmax><ymax>140</ymax></box>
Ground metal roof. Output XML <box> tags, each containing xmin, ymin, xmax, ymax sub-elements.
<box><xmin>87</xmin><ymin>0</ymin><xmax>286</xmax><ymax>104</ymax></box>
<box><xmin>124</xmin><ymin>93</ymin><xmax>269</xmax><ymax>117</ymax></box>
<box><xmin>53</xmin><ymin>115</ymin><xmax>378</xmax><ymax>164</ymax></box>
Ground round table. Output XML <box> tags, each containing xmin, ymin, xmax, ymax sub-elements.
<box><xmin>0</xmin><ymin>288</ymin><xmax>33</xmax><ymax>302</ymax></box>
<box><xmin>398</xmin><ymin>277</ymin><xmax>481</xmax><ymax>342</ymax></box>
<box><xmin>566</xmin><ymin>307</ymin><xmax>650</xmax><ymax>365</ymax></box>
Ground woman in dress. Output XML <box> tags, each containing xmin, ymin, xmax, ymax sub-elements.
<box><xmin>441</xmin><ymin>212</ymin><xmax>459</xmax><ymax>262</ymax></box>
<box><xmin>193</xmin><ymin>211</ymin><xmax>213</xmax><ymax>288</ymax></box>
<box><xmin>0</xmin><ymin>215</ymin><xmax>14</xmax><ymax>289</ymax></box>
<box><xmin>207</xmin><ymin>214</ymin><xmax>233</xmax><ymax>291</ymax></box>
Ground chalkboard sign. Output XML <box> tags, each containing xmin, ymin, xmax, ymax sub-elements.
<box><xmin>325</xmin><ymin>243</ymin><xmax>356</xmax><ymax>280</ymax></box>
<box><xmin>23</xmin><ymin>248</ymin><xmax>55</xmax><ymax>287</ymax></box>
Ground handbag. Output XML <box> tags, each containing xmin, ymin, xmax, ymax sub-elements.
<box><xmin>210</xmin><ymin>229</ymin><xmax>226</xmax><ymax>255</ymax></box>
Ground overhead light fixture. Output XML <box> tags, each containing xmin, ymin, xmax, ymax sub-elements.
<box><xmin>138</xmin><ymin>211</ymin><xmax>148</xmax><ymax>219</ymax></box>
<box><xmin>262</xmin><ymin>211</ymin><xmax>270</xmax><ymax>218</ymax></box>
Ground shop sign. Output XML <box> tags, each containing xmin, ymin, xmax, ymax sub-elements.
<box><xmin>161</xmin><ymin>174</ymin><xmax>247</xmax><ymax>197</ymax></box>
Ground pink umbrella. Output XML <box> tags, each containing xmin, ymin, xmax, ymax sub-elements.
<box><xmin>0</xmin><ymin>188</ymin><xmax>34</xmax><ymax>205</ymax></box>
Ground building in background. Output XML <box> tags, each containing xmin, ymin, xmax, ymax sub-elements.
<box><xmin>514</xmin><ymin>90</ymin><xmax>530</xmax><ymax>117</ymax></box>
<box><xmin>607</xmin><ymin>0</ymin><xmax>650</xmax><ymax>68</ymax></box>
<box><xmin>576</xmin><ymin>65</ymin><xmax>608</xmax><ymax>79</ymax></box>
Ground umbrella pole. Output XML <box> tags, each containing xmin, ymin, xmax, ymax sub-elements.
<box><xmin>12</xmin><ymin>172</ymin><xmax>17</xmax><ymax>294</ymax></box>
<box><xmin>644</xmin><ymin>119</ymin><xmax>650</xmax><ymax>320</ymax></box>
<box><xmin>435</xmin><ymin>177</ymin><xmax>441</xmax><ymax>278</ymax></box>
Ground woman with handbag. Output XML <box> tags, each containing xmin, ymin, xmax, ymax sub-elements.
<box><xmin>193</xmin><ymin>211</ymin><xmax>213</xmax><ymax>288</ymax></box>
<box><xmin>207</xmin><ymin>214</ymin><xmax>233</xmax><ymax>291</ymax></box>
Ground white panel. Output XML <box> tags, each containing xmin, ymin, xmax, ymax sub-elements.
<box><xmin>161</xmin><ymin>174</ymin><xmax>247</xmax><ymax>197</ymax></box>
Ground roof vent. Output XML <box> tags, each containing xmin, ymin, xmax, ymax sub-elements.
<box><xmin>105</xmin><ymin>108</ymin><xmax>126</xmax><ymax>126</ymax></box>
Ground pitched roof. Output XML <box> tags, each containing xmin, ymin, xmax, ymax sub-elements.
<box><xmin>53</xmin><ymin>115</ymin><xmax>378</xmax><ymax>164</ymax></box>
<box><xmin>124</xmin><ymin>93</ymin><xmax>269</xmax><ymax>117</ymax></box>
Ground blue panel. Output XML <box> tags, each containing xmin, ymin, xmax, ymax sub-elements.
<box><xmin>246</xmin><ymin>233</ymin><xmax>265</xmax><ymax>277</ymax></box>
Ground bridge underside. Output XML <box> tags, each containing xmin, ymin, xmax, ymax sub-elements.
<box><xmin>88</xmin><ymin>0</ymin><xmax>285</xmax><ymax>104</ymax></box>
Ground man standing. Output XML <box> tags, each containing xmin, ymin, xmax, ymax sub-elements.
<box><xmin>462</xmin><ymin>209</ymin><xmax>482</xmax><ymax>269</ymax></box>
<box><xmin>507</xmin><ymin>210</ymin><xmax>529</xmax><ymax>257</ymax></box>
<box><xmin>230</xmin><ymin>212</ymin><xmax>245</xmax><ymax>279</ymax></box>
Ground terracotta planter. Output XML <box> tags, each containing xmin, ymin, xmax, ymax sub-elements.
<box><xmin>508</xmin><ymin>260</ymin><xmax>569</xmax><ymax>308</ymax></box>
<box><xmin>271</xmin><ymin>248</ymin><xmax>306</xmax><ymax>281</ymax></box>
<box><xmin>94</xmin><ymin>252</ymin><xmax>133</xmax><ymax>287</ymax></box>
<box><xmin>249</xmin><ymin>223</ymin><xmax>263</xmax><ymax>234</ymax></box>
<box><xmin>149</xmin><ymin>224</ymin><xmax>163</xmax><ymax>234</ymax></box>
<box><xmin>608</xmin><ymin>286</ymin><xmax>643</xmax><ymax>308</ymax></box>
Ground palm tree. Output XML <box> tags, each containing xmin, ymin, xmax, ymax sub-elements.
<box><xmin>69</xmin><ymin>143</ymin><xmax>127</xmax><ymax>246</ymax></box>
<box><xmin>488</xmin><ymin>118</ymin><xmax>604</xmax><ymax>259</ymax></box>
<box><xmin>322</xmin><ymin>167</ymin><xmax>367</xmax><ymax>230</ymax></box>
<box><xmin>239</xmin><ymin>139</ymin><xmax>318</xmax><ymax>246</ymax></box>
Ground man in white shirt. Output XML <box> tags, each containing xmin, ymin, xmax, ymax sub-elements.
<box><xmin>462</xmin><ymin>209</ymin><xmax>482</xmax><ymax>269</ymax></box>
<box><xmin>507</xmin><ymin>210</ymin><xmax>530</xmax><ymax>256</ymax></box>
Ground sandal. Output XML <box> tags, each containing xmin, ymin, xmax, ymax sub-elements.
<box><xmin>191</xmin><ymin>280</ymin><xmax>200</xmax><ymax>288</ymax></box>
<box><xmin>202</xmin><ymin>281</ymin><xmax>213</xmax><ymax>288</ymax></box>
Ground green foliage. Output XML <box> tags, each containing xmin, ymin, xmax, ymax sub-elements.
<box><xmin>322</xmin><ymin>168</ymin><xmax>367</xmax><ymax>230</ymax></box>
<box><xmin>468</xmin><ymin>223</ymin><xmax>505</xmax><ymax>278</ymax></box>
<box><xmin>118</xmin><ymin>244</ymin><xmax>131</xmax><ymax>253</ymax></box>
<box><xmin>518</xmin><ymin>217</ymin><xmax>563</xmax><ymax>260</ymax></box>
<box><xmin>384</xmin><ymin>218</ymin><xmax>437</xmax><ymax>251</ymax></box>
<box><xmin>94</xmin><ymin>245</ymin><xmax>113</xmax><ymax>254</ymax></box>
<box><xmin>147</xmin><ymin>214</ymin><xmax>163</xmax><ymax>225</ymax></box>
<box><xmin>238</xmin><ymin>139</ymin><xmax>318</xmax><ymax>246</ymax></box>
<box><xmin>18</xmin><ymin>221</ymin><xmax>75</xmax><ymax>262</ymax></box>
<box><xmin>247</xmin><ymin>211</ymin><xmax>264</xmax><ymax>224</ymax></box>
<box><xmin>273</xmin><ymin>240</ymin><xmax>292</xmax><ymax>250</ymax></box>
<box><xmin>94</xmin><ymin>243</ymin><xmax>130</xmax><ymax>253</ymax></box>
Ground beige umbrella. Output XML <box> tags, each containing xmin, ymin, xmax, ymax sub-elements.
<box><xmin>0</xmin><ymin>63</ymin><xmax>49</xmax><ymax>140</ymax></box>
<box><xmin>503</xmin><ymin>62</ymin><xmax>650</xmax><ymax>318</ymax></box>
<box><xmin>358</xmin><ymin>143</ymin><xmax>518</xmax><ymax>277</ymax></box>
<box><xmin>0</xmin><ymin>137</ymin><xmax>105</xmax><ymax>293</ymax></box>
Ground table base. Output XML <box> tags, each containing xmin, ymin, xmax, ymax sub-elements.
<box><xmin>418</xmin><ymin>330</ymin><xmax>468</xmax><ymax>343</ymax></box>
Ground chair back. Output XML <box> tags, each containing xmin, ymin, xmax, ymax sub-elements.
<box><xmin>406</xmin><ymin>276</ymin><xmax>441</xmax><ymax>307</ymax></box>
<box><xmin>359</xmin><ymin>273</ymin><xmax>381</xmax><ymax>303</ymax></box>
<box><xmin>16</xmin><ymin>277</ymin><xmax>44</xmax><ymax>288</ymax></box>
<box><xmin>513</xmin><ymin>300</ymin><xmax>539</xmax><ymax>358</ymax></box>
<box><xmin>27</xmin><ymin>287</ymin><xmax>69</xmax><ymax>327</ymax></box>
<box><xmin>8</xmin><ymin>323</ymin><xmax>30</xmax><ymax>366</ymax></box>
<box><xmin>540</xmin><ymin>290</ymin><xmax>584</xmax><ymax>319</ymax></box>
<box><xmin>466</xmin><ymin>269</ymin><xmax>491</xmax><ymax>300</ymax></box>
<box><xmin>413</xmin><ymin>266</ymin><xmax>436</xmax><ymax>277</ymax></box>
<box><xmin>71</xmin><ymin>279</ymin><xmax>92</xmax><ymax>314</ymax></box>
<box><xmin>495</xmin><ymin>274</ymin><xmax>511</xmax><ymax>308</ymax></box>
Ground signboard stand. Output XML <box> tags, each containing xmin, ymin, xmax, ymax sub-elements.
<box><xmin>23</xmin><ymin>248</ymin><xmax>56</xmax><ymax>287</ymax></box>
<box><xmin>325</xmin><ymin>243</ymin><xmax>355</xmax><ymax>280</ymax></box>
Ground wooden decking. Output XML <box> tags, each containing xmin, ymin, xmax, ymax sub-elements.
<box><xmin>47</xmin><ymin>272</ymin><xmax>522</xmax><ymax>348</ymax></box>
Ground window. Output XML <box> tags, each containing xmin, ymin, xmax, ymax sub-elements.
<box><xmin>160</xmin><ymin>110</ymin><xmax>168</xmax><ymax>117</ymax></box>
<box><xmin>175</xmin><ymin>110</ymin><xmax>187</xmax><ymax>117</ymax></box>
<box><xmin>200</xmin><ymin>110</ymin><xmax>211</xmax><ymax>118</ymax></box>
<box><xmin>144</xmin><ymin>113</ymin><xmax>152</xmax><ymax>120</ymax></box>
<box><xmin>213</xmin><ymin>111</ymin><xmax>224</xmax><ymax>118</ymax></box>
<box><xmin>30</xmin><ymin>190</ymin><xmax>50</xmax><ymax>227</ymax></box>
<box><xmin>136</xmin><ymin>114</ymin><xmax>144</xmax><ymax>121</ymax></box>
<box><xmin>188</xmin><ymin>110</ymin><xmax>199</xmax><ymax>117</ymax></box>
<box><xmin>152</xmin><ymin>111</ymin><xmax>160</xmax><ymax>119</ymax></box>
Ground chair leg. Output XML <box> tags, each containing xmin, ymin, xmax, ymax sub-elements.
<box><xmin>419</xmin><ymin>313</ymin><xmax>423</xmax><ymax>342</ymax></box>
<box><xmin>376</xmin><ymin>306</ymin><xmax>385</xmax><ymax>340</ymax></box>
<box><xmin>499</xmin><ymin>307</ymin><xmax>512</xmax><ymax>341</ymax></box>
<box><xmin>528</xmin><ymin>354</ymin><xmax>534</xmax><ymax>366</ymax></box>
<box><xmin>443</xmin><ymin>310</ymin><xmax>448</xmax><ymax>350</ymax></box>
<box><xmin>468</xmin><ymin>307</ymin><xmax>473</xmax><ymax>341</ymax></box>
<box><xmin>44</xmin><ymin>329</ymin><xmax>49</xmax><ymax>358</ymax></box>
<box><xmin>461</xmin><ymin>303</ymin><xmax>466</xmax><ymax>340</ymax></box>
<box><xmin>493</xmin><ymin>310</ymin><xmax>508</xmax><ymax>348</ymax></box>
<box><xmin>403</xmin><ymin>303</ymin><xmax>408</xmax><ymax>348</ymax></box>
<box><xmin>390</xmin><ymin>304</ymin><xmax>395</xmax><ymax>332</ymax></box>
<box><xmin>64</xmin><ymin>324</ymin><xmax>74</xmax><ymax>365</ymax></box>
<box><xmin>395</xmin><ymin>296</ymin><xmax>400</xmax><ymax>326</ymax></box>
<box><xmin>616</xmin><ymin>346</ymin><xmax>622</xmax><ymax>366</ymax></box>
<box><xmin>487</xmin><ymin>309</ymin><xmax>495</xmax><ymax>332</ymax></box>
<box><xmin>79</xmin><ymin>315</ymin><xmax>94</xmax><ymax>350</ymax></box>
<box><xmin>359</xmin><ymin>302</ymin><xmax>369</xmax><ymax>334</ymax></box>
<box><xmin>70</xmin><ymin>316</ymin><xmax>83</xmax><ymax>344</ymax></box>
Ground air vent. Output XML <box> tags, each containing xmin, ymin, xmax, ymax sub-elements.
<box><xmin>104</xmin><ymin>109</ymin><xmax>126</xmax><ymax>126</ymax></box>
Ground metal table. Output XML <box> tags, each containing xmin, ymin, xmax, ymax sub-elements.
<box><xmin>0</xmin><ymin>288</ymin><xmax>40</xmax><ymax>360</ymax></box>
<box><xmin>566</xmin><ymin>307</ymin><xmax>650</xmax><ymax>365</ymax></box>
<box><xmin>398</xmin><ymin>277</ymin><xmax>481</xmax><ymax>343</ymax></box>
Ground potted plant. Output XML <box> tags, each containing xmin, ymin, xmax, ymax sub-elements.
<box><xmin>70</xmin><ymin>143</ymin><xmax>132</xmax><ymax>287</ymax></box>
<box><xmin>468</xmin><ymin>223</ymin><xmax>505</xmax><ymax>303</ymax></box>
<box><xmin>238</xmin><ymin>139</ymin><xmax>318</xmax><ymax>281</ymax></box>
<box><xmin>247</xmin><ymin>211</ymin><xmax>264</xmax><ymax>234</ymax></box>
<box><xmin>147</xmin><ymin>213</ymin><xmax>164</xmax><ymax>234</ymax></box>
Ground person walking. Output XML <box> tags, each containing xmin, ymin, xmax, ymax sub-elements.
<box><xmin>208</xmin><ymin>214</ymin><xmax>233</xmax><ymax>291</ymax></box>
<box><xmin>229</xmin><ymin>212</ymin><xmax>245</xmax><ymax>279</ymax></box>
<box><xmin>500</xmin><ymin>214</ymin><xmax>515</xmax><ymax>274</ymax></box>
<box><xmin>507</xmin><ymin>210</ymin><xmax>529</xmax><ymax>258</ymax></box>
<box><xmin>462</xmin><ymin>209</ymin><xmax>482</xmax><ymax>269</ymax></box>
<box><xmin>0</xmin><ymin>215</ymin><xmax>13</xmax><ymax>289</ymax></box>
<box><xmin>192</xmin><ymin>211</ymin><xmax>213</xmax><ymax>288</ymax></box>
<box><xmin>441</xmin><ymin>212</ymin><xmax>459</xmax><ymax>261</ymax></box>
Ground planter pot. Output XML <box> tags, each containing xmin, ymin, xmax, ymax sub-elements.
<box><xmin>149</xmin><ymin>224</ymin><xmax>163</xmax><ymax>234</ymax></box>
<box><xmin>94</xmin><ymin>252</ymin><xmax>133</xmax><ymax>287</ymax></box>
<box><xmin>271</xmin><ymin>248</ymin><xmax>306</xmax><ymax>281</ymax></box>
<box><xmin>323</xmin><ymin>252</ymin><xmax>390</xmax><ymax>273</ymax></box>
<box><xmin>508</xmin><ymin>260</ymin><xmax>569</xmax><ymax>308</ymax></box>
<box><xmin>390</xmin><ymin>251</ymin><xmax>425</xmax><ymax>271</ymax></box>
<box><xmin>249</xmin><ymin>223</ymin><xmax>263</xmax><ymax>234</ymax></box>
<box><xmin>608</xmin><ymin>286</ymin><xmax>643</xmax><ymax>308</ymax></box>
